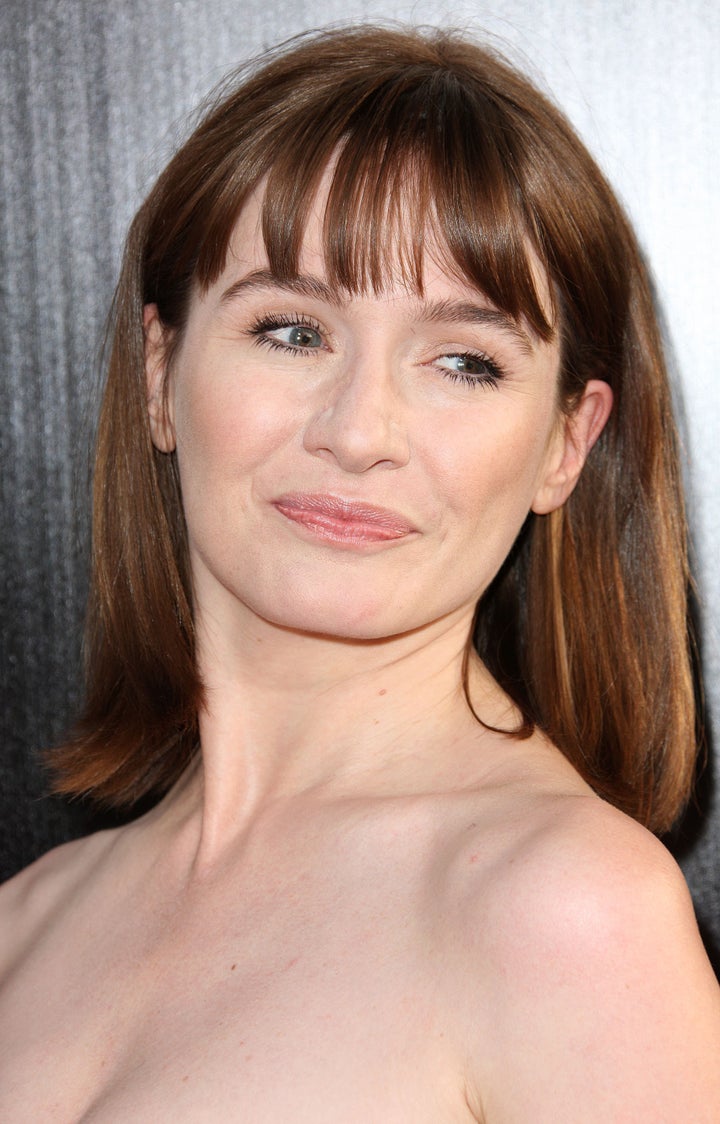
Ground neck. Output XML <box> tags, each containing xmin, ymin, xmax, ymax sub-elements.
<box><xmin>156</xmin><ymin>600</ymin><xmax>510</xmax><ymax>866</ymax></box>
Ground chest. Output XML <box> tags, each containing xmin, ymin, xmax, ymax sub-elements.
<box><xmin>0</xmin><ymin>860</ymin><xmax>470</xmax><ymax>1122</ymax></box>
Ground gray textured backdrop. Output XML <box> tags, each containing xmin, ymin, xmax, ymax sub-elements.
<box><xmin>1</xmin><ymin>0</ymin><xmax>719</xmax><ymax>968</ymax></box>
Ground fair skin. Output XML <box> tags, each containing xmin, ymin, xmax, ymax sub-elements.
<box><xmin>1</xmin><ymin>183</ymin><xmax>719</xmax><ymax>1123</ymax></box>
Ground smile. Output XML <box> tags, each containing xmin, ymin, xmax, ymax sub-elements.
<box><xmin>273</xmin><ymin>493</ymin><xmax>417</xmax><ymax>546</ymax></box>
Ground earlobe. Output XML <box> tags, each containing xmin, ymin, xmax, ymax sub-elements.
<box><xmin>531</xmin><ymin>379</ymin><xmax>613</xmax><ymax>515</ymax></box>
<box><xmin>144</xmin><ymin>304</ymin><xmax>176</xmax><ymax>453</ymax></box>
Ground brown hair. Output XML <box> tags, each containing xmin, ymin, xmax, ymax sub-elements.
<box><xmin>51</xmin><ymin>25</ymin><xmax>697</xmax><ymax>832</ymax></box>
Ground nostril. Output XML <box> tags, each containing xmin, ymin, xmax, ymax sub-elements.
<box><xmin>302</xmin><ymin>385</ymin><xmax>410</xmax><ymax>473</ymax></box>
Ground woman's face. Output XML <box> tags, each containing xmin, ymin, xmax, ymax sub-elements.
<box><xmin>146</xmin><ymin>184</ymin><xmax>608</xmax><ymax>643</ymax></box>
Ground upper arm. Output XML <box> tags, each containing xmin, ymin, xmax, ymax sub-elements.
<box><xmin>462</xmin><ymin>806</ymin><xmax>720</xmax><ymax>1123</ymax></box>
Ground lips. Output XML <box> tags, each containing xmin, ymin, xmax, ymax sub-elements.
<box><xmin>273</xmin><ymin>493</ymin><xmax>417</xmax><ymax>544</ymax></box>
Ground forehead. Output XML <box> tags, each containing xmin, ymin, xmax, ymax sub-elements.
<box><xmin>217</xmin><ymin>172</ymin><xmax>556</xmax><ymax>339</ymax></box>
<box><xmin>215</xmin><ymin>170</ymin><xmax>559</xmax><ymax>343</ymax></box>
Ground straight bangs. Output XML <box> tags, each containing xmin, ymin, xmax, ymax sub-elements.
<box><xmin>192</xmin><ymin>59</ymin><xmax>554</xmax><ymax>341</ymax></box>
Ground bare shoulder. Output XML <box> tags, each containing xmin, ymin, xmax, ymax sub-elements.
<box><xmin>475</xmin><ymin>791</ymin><xmax>698</xmax><ymax>944</ymax></box>
<box><xmin>441</xmin><ymin>792</ymin><xmax>720</xmax><ymax>1123</ymax></box>
<box><xmin>0</xmin><ymin>830</ymin><xmax>116</xmax><ymax>972</ymax></box>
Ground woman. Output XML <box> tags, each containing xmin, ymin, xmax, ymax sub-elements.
<box><xmin>1</xmin><ymin>24</ymin><xmax>718</xmax><ymax>1121</ymax></box>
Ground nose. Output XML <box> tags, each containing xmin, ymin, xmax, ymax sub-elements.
<box><xmin>303</xmin><ymin>358</ymin><xmax>410</xmax><ymax>473</ymax></box>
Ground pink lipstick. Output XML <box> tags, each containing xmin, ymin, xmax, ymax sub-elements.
<box><xmin>273</xmin><ymin>493</ymin><xmax>416</xmax><ymax>546</ymax></box>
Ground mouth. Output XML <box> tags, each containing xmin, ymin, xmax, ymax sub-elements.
<box><xmin>273</xmin><ymin>493</ymin><xmax>417</xmax><ymax>546</ymax></box>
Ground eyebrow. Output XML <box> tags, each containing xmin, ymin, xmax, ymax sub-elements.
<box><xmin>221</xmin><ymin>270</ymin><xmax>335</xmax><ymax>304</ymax></box>
<box><xmin>220</xmin><ymin>269</ymin><xmax>537</xmax><ymax>352</ymax></box>
<box><xmin>420</xmin><ymin>299</ymin><xmax>534</xmax><ymax>354</ymax></box>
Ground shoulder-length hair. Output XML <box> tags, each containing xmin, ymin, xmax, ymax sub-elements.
<box><xmin>51</xmin><ymin>25</ymin><xmax>697</xmax><ymax>833</ymax></box>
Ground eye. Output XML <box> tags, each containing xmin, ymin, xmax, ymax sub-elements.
<box><xmin>274</xmin><ymin>324</ymin><xmax>323</xmax><ymax>349</ymax></box>
<box><xmin>249</xmin><ymin>314</ymin><xmax>325</xmax><ymax>354</ymax></box>
<box><xmin>434</xmin><ymin>351</ymin><xmax>504</xmax><ymax>389</ymax></box>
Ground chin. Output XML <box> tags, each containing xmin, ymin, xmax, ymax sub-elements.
<box><xmin>263</xmin><ymin>604</ymin><xmax>407</xmax><ymax>643</ymax></box>
<box><xmin>247</xmin><ymin>584</ymin><xmax>422</xmax><ymax>643</ymax></box>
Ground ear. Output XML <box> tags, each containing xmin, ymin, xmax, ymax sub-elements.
<box><xmin>531</xmin><ymin>379</ymin><xmax>613</xmax><ymax>515</ymax></box>
<box><xmin>144</xmin><ymin>303</ymin><xmax>176</xmax><ymax>453</ymax></box>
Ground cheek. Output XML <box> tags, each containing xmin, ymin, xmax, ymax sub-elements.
<box><xmin>428</xmin><ymin>406</ymin><xmax>555</xmax><ymax>525</ymax></box>
<box><xmin>173</xmin><ymin>373</ymin><xmax>297</xmax><ymax>486</ymax></box>
<box><xmin>418</xmin><ymin>403</ymin><xmax>557</xmax><ymax>607</ymax></box>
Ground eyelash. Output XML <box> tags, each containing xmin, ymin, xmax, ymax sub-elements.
<box><xmin>437</xmin><ymin>352</ymin><xmax>505</xmax><ymax>390</ymax></box>
<box><xmin>248</xmin><ymin>313</ymin><xmax>325</xmax><ymax>356</ymax></box>
<box><xmin>247</xmin><ymin>313</ymin><xmax>506</xmax><ymax>390</ymax></box>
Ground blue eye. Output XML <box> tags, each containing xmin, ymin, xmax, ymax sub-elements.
<box><xmin>435</xmin><ymin>352</ymin><xmax>503</xmax><ymax>388</ymax></box>
<box><xmin>276</xmin><ymin>324</ymin><xmax>323</xmax><ymax>349</ymax></box>
<box><xmin>250</xmin><ymin>314</ymin><xmax>325</xmax><ymax>354</ymax></box>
